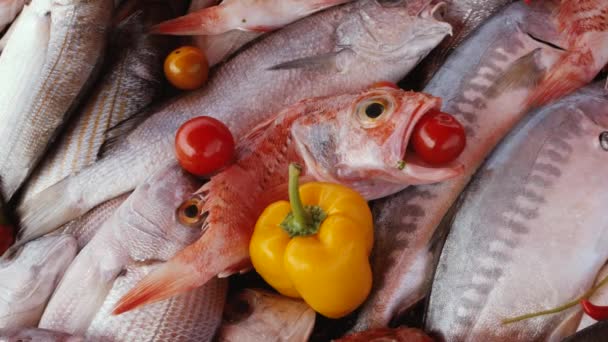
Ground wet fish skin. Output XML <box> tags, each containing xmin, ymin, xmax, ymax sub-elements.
<box><xmin>39</xmin><ymin>164</ymin><xmax>202</xmax><ymax>335</ymax></box>
<box><xmin>21</xmin><ymin>0</ymin><xmax>176</xmax><ymax>200</ymax></box>
<box><xmin>426</xmin><ymin>83</ymin><xmax>608</xmax><ymax>341</ymax></box>
<box><xmin>401</xmin><ymin>0</ymin><xmax>513</xmax><ymax>89</ymax></box>
<box><xmin>217</xmin><ymin>289</ymin><xmax>315</xmax><ymax>342</ymax></box>
<box><xmin>85</xmin><ymin>264</ymin><xmax>227</xmax><ymax>342</ymax></box>
<box><xmin>0</xmin><ymin>328</ymin><xmax>81</xmax><ymax>342</ymax></box>
<box><xmin>0</xmin><ymin>0</ymin><xmax>113</xmax><ymax>200</ymax></box>
<box><xmin>0</xmin><ymin>235</ymin><xmax>77</xmax><ymax>329</ymax></box>
<box><xmin>112</xmin><ymin>87</ymin><xmax>463</xmax><ymax>315</ymax></box>
<box><xmin>353</xmin><ymin>2</ymin><xmax>573</xmax><ymax>331</ymax></box>
<box><xmin>18</xmin><ymin>0</ymin><xmax>452</xmax><ymax>245</ymax></box>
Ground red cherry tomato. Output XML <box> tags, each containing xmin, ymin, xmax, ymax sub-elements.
<box><xmin>411</xmin><ymin>109</ymin><xmax>466</xmax><ymax>165</ymax></box>
<box><xmin>0</xmin><ymin>224</ymin><xmax>14</xmax><ymax>255</ymax></box>
<box><xmin>175</xmin><ymin>116</ymin><xmax>235</xmax><ymax>176</ymax></box>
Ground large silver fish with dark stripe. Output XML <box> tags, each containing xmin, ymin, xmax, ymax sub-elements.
<box><xmin>426</xmin><ymin>82</ymin><xmax>608</xmax><ymax>341</ymax></box>
<box><xmin>22</xmin><ymin>1</ymin><xmax>175</xmax><ymax>200</ymax></box>
<box><xmin>0</xmin><ymin>0</ymin><xmax>113</xmax><ymax>200</ymax></box>
<box><xmin>353</xmin><ymin>2</ymin><xmax>574</xmax><ymax>331</ymax></box>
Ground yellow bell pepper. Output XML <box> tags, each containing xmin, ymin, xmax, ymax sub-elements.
<box><xmin>250</xmin><ymin>163</ymin><xmax>374</xmax><ymax>318</ymax></box>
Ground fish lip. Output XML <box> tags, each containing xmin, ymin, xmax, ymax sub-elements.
<box><xmin>388</xmin><ymin>98</ymin><xmax>464</xmax><ymax>184</ymax></box>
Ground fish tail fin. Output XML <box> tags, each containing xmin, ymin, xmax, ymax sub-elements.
<box><xmin>112</xmin><ymin>257</ymin><xmax>207</xmax><ymax>315</ymax></box>
<box><xmin>525</xmin><ymin>51</ymin><xmax>595</xmax><ymax>108</ymax></box>
<box><xmin>150</xmin><ymin>7</ymin><xmax>229</xmax><ymax>36</ymax></box>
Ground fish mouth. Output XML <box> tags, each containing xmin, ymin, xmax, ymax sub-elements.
<box><xmin>387</xmin><ymin>100</ymin><xmax>464</xmax><ymax>184</ymax></box>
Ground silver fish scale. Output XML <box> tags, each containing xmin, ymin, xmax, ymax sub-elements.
<box><xmin>86</xmin><ymin>264</ymin><xmax>227</xmax><ymax>342</ymax></box>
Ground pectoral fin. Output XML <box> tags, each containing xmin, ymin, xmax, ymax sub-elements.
<box><xmin>267</xmin><ymin>49</ymin><xmax>354</xmax><ymax>73</ymax></box>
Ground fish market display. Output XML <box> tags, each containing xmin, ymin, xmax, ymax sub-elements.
<box><xmin>0</xmin><ymin>0</ymin><xmax>24</xmax><ymax>32</ymax></box>
<box><xmin>39</xmin><ymin>164</ymin><xmax>202</xmax><ymax>335</ymax></box>
<box><xmin>18</xmin><ymin>0</ymin><xmax>452</xmax><ymax>245</ymax></box>
<box><xmin>426</xmin><ymin>83</ymin><xmax>608</xmax><ymax>341</ymax></box>
<box><xmin>86</xmin><ymin>264</ymin><xmax>227</xmax><ymax>342</ymax></box>
<box><xmin>353</xmin><ymin>1</ymin><xmax>586</xmax><ymax>331</ymax></box>
<box><xmin>217</xmin><ymin>289</ymin><xmax>315</xmax><ymax>341</ymax></box>
<box><xmin>112</xmin><ymin>87</ymin><xmax>463</xmax><ymax>314</ymax></box>
<box><xmin>0</xmin><ymin>328</ymin><xmax>81</xmax><ymax>342</ymax></box>
<box><xmin>0</xmin><ymin>0</ymin><xmax>113</xmax><ymax>200</ymax></box>
<box><xmin>0</xmin><ymin>235</ymin><xmax>77</xmax><ymax>329</ymax></box>
<box><xmin>22</xmin><ymin>0</ymin><xmax>175</xmax><ymax>200</ymax></box>
<box><xmin>401</xmin><ymin>0</ymin><xmax>512</xmax><ymax>88</ymax></box>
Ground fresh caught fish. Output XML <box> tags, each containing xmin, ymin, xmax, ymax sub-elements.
<box><xmin>353</xmin><ymin>1</ymin><xmax>581</xmax><ymax>331</ymax></box>
<box><xmin>0</xmin><ymin>328</ymin><xmax>81</xmax><ymax>342</ymax></box>
<box><xmin>576</xmin><ymin>264</ymin><xmax>608</xmax><ymax>332</ymax></box>
<box><xmin>22</xmin><ymin>1</ymin><xmax>175</xmax><ymax>200</ymax></box>
<box><xmin>39</xmin><ymin>164</ymin><xmax>202</xmax><ymax>335</ymax></box>
<box><xmin>0</xmin><ymin>0</ymin><xmax>113</xmax><ymax>200</ymax></box>
<box><xmin>18</xmin><ymin>0</ymin><xmax>452</xmax><ymax>245</ymax></box>
<box><xmin>425</xmin><ymin>83</ymin><xmax>608</xmax><ymax>341</ymax></box>
<box><xmin>86</xmin><ymin>264</ymin><xmax>227</xmax><ymax>342</ymax></box>
<box><xmin>0</xmin><ymin>235</ymin><xmax>77</xmax><ymax>329</ymax></box>
<box><xmin>112</xmin><ymin>87</ymin><xmax>463</xmax><ymax>314</ymax></box>
<box><xmin>565</xmin><ymin>321</ymin><xmax>608</xmax><ymax>342</ymax></box>
<box><xmin>152</xmin><ymin>0</ymin><xmax>352</xmax><ymax>36</ymax></box>
<box><xmin>192</xmin><ymin>28</ymin><xmax>261</xmax><ymax>67</ymax></box>
<box><xmin>217</xmin><ymin>289</ymin><xmax>315</xmax><ymax>342</ymax></box>
<box><xmin>337</xmin><ymin>327</ymin><xmax>433</xmax><ymax>342</ymax></box>
<box><xmin>54</xmin><ymin>194</ymin><xmax>129</xmax><ymax>250</ymax></box>
<box><xmin>401</xmin><ymin>0</ymin><xmax>513</xmax><ymax>89</ymax></box>
<box><xmin>0</xmin><ymin>0</ymin><xmax>24</xmax><ymax>32</ymax></box>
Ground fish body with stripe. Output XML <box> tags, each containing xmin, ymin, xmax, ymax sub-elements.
<box><xmin>0</xmin><ymin>235</ymin><xmax>77</xmax><ymax>329</ymax></box>
<box><xmin>22</xmin><ymin>1</ymin><xmax>176</xmax><ymax>200</ymax></box>
<box><xmin>17</xmin><ymin>0</ymin><xmax>452</xmax><ymax>245</ymax></box>
<box><xmin>352</xmin><ymin>1</ymin><xmax>579</xmax><ymax>331</ymax></box>
<box><xmin>85</xmin><ymin>264</ymin><xmax>227</xmax><ymax>342</ymax></box>
<box><xmin>0</xmin><ymin>0</ymin><xmax>113</xmax><ymax>200</ymax></box>
<box><xmin>39</xmin><ymin>164</ymin><xmax>202</xmax><ymax>335</ymax></box>
<box><xmin>426</xmin><ymin>82</ymin><xmax>608</xmax><ymax>341</ymax></box>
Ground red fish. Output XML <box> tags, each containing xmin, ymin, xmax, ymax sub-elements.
<box><xmin>112</xmin><ymin>86</ymin><xmax>464</xmax><ymax>315</ymax></box>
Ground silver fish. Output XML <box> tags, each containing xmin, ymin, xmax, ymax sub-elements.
<box><xmin>0</xmin><ymin>235</ymin><xmax>77</xmax><ymax>329</ymax></box>
<box><xmin>217</xmin><ymin>289</ymin><xmax>315</xmax><ymax>342</ymax></box>
<box><xmin>39</xmin><ymin>163</ymin><xmax>202</xmax><ymax>335</ymax></box>
<box><xmin>0</xmin><ymin>0</ymin><xmax>113</xmax><ymax>200</ymax></box>
<box><xmin>425</xmin><ymin>83</ymin><xmax>608</xmax><ymax>341</ymax></box>
<box><xmin>22</xmin><ymin>1</ymin><xmax>175</xmax><ymax>200</ymax></box>
<box><xmin>0</xmin><ymin>328</ymin><xmax>81</xmax><ymax>342</ymax></box>
<box><xmin>18</xmin><ymin>0</ymin><xmax>452</xmax><ymax>243</ymax></box>
<box><xmin>85</xmin><ymin>264</ymin><xmax>227</xmax><ymax>342</ymax></box>
<box><xmin>353</xmin><ymin>2</ymin><xmax>572</xmax><ymax>331</ymax></box>
<box><xmin>54</xmin><ymin>194</ymin><xmax>129</xmax><ymax>250</ymax></box>
<box><xmin>402</xmin><ymin>0</ymin><xmax>513</xmax><ymax>89</ymax></box>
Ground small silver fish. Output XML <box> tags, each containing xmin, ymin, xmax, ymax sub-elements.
<box><xmin>353</xmin><ymin>1</ymin><xmax>574</xmax><ymax>331</ymax></box>
<box><xmin>22</xmin><ymin>0</ymin><xmax>175</xmax><ymax>200</ymax></box>
<box><xmin>85</xmin><ymin>264</ymin><xmax>227</xmax><ymax>342</ymax></box>
<box><xmin>18</xmin><ymin>0</ymin><xmax>452</xmax><ymax>246</ymax></box>
<box><xmin>0</xmin><ymin>0</ymin><xmax>113</xmax><ymax>200</ymax></box>
<box><xmin>425</xmin><ymin>82</ymin><xmax>608</xmax><ymax>341</ymax></box>
<box><xmin>0</xmin><ymin>235</ymin><xmax>77</xmax><ymax>329</ymax></box>
<box><xmin>217</xmin><ymin>289</ymin><xmax>315</xmax><ymax>342</ymax></box>
<box><xmin>39</xmin><ymin>163</ymin><xmax>202</xmax><ymax>335</ymax></box>
<box><xmin>0</xmin><ymin>328</ymin><xmax>81</xmax><ymax>342</ymax></box>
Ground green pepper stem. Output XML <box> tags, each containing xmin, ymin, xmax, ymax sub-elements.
<box><xmin>502</xmin><ymin>273</ymin><xmax>608</xmax><ymax>324</ymax></box>
<box><xmin>280</xmin><ymin>163</ymin><xmax>327</xmax><ymax>238</ymax></box>
<box><xmin>287</xmin><ymin>164</ymin><xmax>312</xmax><ymax>230</ymax></box>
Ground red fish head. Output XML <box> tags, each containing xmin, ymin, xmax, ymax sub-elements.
<box><xmin>292</xmin><ymin>88</ymin><xmax>464</xmax><ymax>200</ymax></box>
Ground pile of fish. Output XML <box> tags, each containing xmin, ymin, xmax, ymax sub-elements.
<box><xmin>0</xmin><ymin>0</ymin><xmax>606</xmax><ymax>341</ymax></box>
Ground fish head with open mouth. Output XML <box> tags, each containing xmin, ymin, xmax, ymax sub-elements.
<box><xmin>336</xmin><ymin>0</ymin><xmax>452</xmax><ymax>67</ymax></box>
<box><xmin>292</xmin><ymin>87</ymin><xmax>464</xmax><ymax>199</ymax></box>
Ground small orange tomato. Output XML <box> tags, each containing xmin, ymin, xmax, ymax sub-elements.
<box><xmin>164</xmin><ymin>46</ymin><xmax>209</xmax><ymax>90</ymax></box>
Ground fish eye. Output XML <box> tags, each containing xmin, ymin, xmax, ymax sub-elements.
<box><xmin>176</xmin><ymin>198</ymin><xmax>206</xmax><ymax>227</ymax></box>
<box><xmin>356</xmin><ymin>96</ymin><xmax>394</xmax><ymax>126</ymax></box>
<box><xmin>600</xmin><ymin>131</ymin><xmax>608</xmax><ymax>151</ymax></box>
